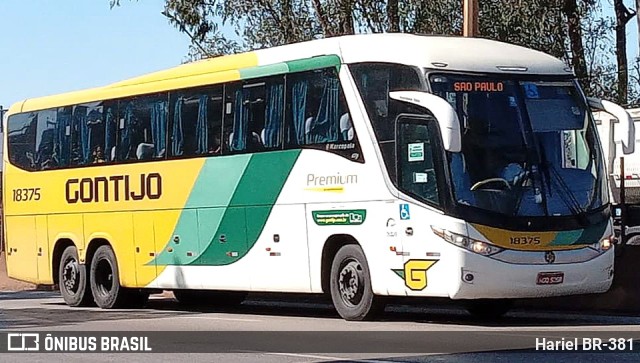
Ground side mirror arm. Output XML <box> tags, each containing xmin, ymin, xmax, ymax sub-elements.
<box><xmin>588</xmin><ymin>97</ymin><xmax>635</xmax><ymax>154</ymax></box>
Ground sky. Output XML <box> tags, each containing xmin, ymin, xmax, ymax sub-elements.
<box><xmin>0</xmin><ymin>0</ymin><xmax>191</xmax><ymax>110</ymax></box>
<box><xmin>0</xmin><ymin>1</ymin><xmax>639</xmax><ymax>112</ymax></box>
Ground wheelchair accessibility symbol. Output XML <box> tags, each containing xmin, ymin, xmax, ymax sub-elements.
<box><xmin>399</xmin><ymin>204</ymin><xmax>411</xmax><ymax>220</ymax></box>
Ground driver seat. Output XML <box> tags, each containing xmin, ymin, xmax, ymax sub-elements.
<box><xmin>450</xmin><ymin>152</ymin><xmax>475</xmax><ymax>205</ymax></box>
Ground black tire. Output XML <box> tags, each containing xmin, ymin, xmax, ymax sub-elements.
<box><xmin>464</xmin><ymin>299</ymin><xmax>513</xmax><ymax>319</ymax></box>
<box><xmin>173</xmin><ymin>290</ymin><xmax>247</xmax><ymax>307</ymax></box>
<box><xmin>90</xmin><ymin>245</ymin><xmax>128</xmax><ymax>309</ymax></box>
<box><xmin>58</xmin><ymin>245</ymin><xmax>93</xmax><ymax>307</ymax></box>
<box><xmin>329</xmin><ymin>244</ymin><xmax>384</xmax><ymax>321</ymax></box>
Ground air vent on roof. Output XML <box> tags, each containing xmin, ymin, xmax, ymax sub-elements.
<box><xmin>431</xmin><ymin>62</ymin><xmax>448</xmax><ymax>68</ymax></box>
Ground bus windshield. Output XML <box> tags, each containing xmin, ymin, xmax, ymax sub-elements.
<box><xmin>429</xmin><ymin>74</ymin><xmax>608</xmax><ymax>217</ymax></box>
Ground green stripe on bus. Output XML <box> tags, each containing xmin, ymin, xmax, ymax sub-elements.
<box><xmin>239</xmin><ymin>63</ymin><xmax>289</xmax><ymax>79</ymax></box>
<box><xmin>152</xmin><ymin>150</ymin><xmax>301</xmax><ymax>267</ymax></box>
<box><xmin>151</xmin><ymin>155</ymin><xmax>251</xmax><ymax>266</ymax></box>
<box><xmin>285</xmin><ymin>55</ymin><xmax>341</xmax><ymax>73</ymax></box>
<box><xmin>192</xmin><ymin>150</ymin><xmax>300</xmax><ymax>265</ymax></box>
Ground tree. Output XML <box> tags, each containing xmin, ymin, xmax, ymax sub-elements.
<box><xmin>613</xmin><ymin>0</ymin><xmax>636</xmax><ymax>104</ymax></box>
<box><xmin>112</xmin><ymin>0</ymin><xmax>633</xmax><ymax>102</ymax></box>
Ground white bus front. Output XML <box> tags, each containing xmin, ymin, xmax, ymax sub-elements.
<box><xmin>349</xmin><ymin>64</ymin><xmax>615</xmax><ymax>316</ymax></box>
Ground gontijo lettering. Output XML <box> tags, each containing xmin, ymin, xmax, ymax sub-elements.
<box><xmin>65</xmin><ymin>173</ymin><xmax>162</xmax><ymax>204</ymax></box>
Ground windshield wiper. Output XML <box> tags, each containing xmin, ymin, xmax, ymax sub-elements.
<box><xmin>540</xmin><ymin>145</ymin><xmax>588</xmax><ymax>225</ymax></box>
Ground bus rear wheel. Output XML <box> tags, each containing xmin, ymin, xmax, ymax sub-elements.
<box><xmin>173</xmin><ymin>290</ymin><xmax>247</xmax><ymax>307</ymax></box>
<box><xmin>329</xmin><ymin>244</ymin><xmax>384</xmax><ymax>321</ymax></box>
<box><xmin>89</xmin><ymin>245</ymin><xmax>130</xmax><ymax>309</ymax></box>
<box><xmin>59</xmin><ymin>245</ymin><xmax>93</xmax><ymax>307</ymax></box>
<box><xmin>464</xmin><ymin>299</ymin><xmax>513</xmax><ymax>319</ymax></box>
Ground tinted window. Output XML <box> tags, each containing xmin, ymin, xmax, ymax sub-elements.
<box><xmin>69</xmin><ymin>102</ymin><xmax>116</xmax><ymax>165</ymax></box>
<box><xmin>170</xmin><ymin>86</ymin><xmax>223</xmax><ymax>157</ymax></box>
<box><xmin>7</xmin><ymin>113</ymin><xmax>37</xmax><ymax>170</ymax></box>
<box><xmin>350</xmin><ymin>63</ymin><xmax>424</xmax><ymax>180</ymax></box>
<box><xmin>117</xmin><ymin>94</ymin><xmax>168</xmax><ymax>161</ymax></box>
<box><xmin>285</xmin><ymin>68</ymin><xmax>351</xmax><ymax>148</ymax></box>
<box><xmin>224</xmin><ymin>76</ymin><xmax>285</xmax><ymax>153</ymax></box>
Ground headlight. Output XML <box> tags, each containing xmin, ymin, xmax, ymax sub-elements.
<box><xmin>431</xmin><ymin>226</ymin><xmax>502</xmax><ymax>256</ymax></box>
<box><xmin>591</xmin><ymin>235</ymin><xmax>613</xmax><ymax>252</ymax></box>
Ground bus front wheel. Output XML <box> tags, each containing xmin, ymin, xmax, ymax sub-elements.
<box><xmin>59</xmin><ymin>245</ymin><xmax>93</xmax><ymax>307</ymax></box>
<box><xmin>89</xmin><ymin>245</ymin><xmax>130</xmax><ymax>309</ymax></box>
<box><xmin>329</xmin><ymin>244</ymin><xmax>384</xmax><ymax>321</ymax></box>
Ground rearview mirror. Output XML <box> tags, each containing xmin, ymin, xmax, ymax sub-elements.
<box><xmin>389</xmin><ymin>91</ymin><xmax>461</xmax><ymax>152</ymax></box>
<box><xmin>588</xmin><ymin>97</ymin><xmax>635</xmax><ymax>154</ymax></box>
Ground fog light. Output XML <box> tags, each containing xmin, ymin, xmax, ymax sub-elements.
<box><xmin>464</xmin><ymin>273</ymin><xmax>474</xmax><ymax>282</ymax></box>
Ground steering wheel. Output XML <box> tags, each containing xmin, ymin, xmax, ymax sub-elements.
<box><xmin>470</xmin><ymin>178</ymin><xmax>511</xmax><ymax>191</ymax></box>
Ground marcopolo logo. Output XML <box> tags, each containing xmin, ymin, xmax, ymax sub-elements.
<box><xmin>312</xmin><ymin>210</ymin><xmax>367</xmax><ymax>226</ymax></box>
<box><xmin>7</xmin><ymin>333</ymin><xmax>39</xmax><ymax>351</ymax></box>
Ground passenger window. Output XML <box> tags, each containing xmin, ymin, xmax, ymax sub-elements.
<box><xmin>170</xmin><ymin>86</ymin><xmax>223</xmax><ymax>157</ymax></box>
<box><xmin>35</xmin><ymin>109</ymin><xmax>57</xmax><ymax>169</ymax></box>
<box><xmin>224</xmin><ymin>76</ymin><xmax>284</xmax><ymax>153</ymax></box>
<box><xmin>7</xmin><ymin>113</ymin><xmax>37</xmax><ymax>170</ymax></box>
<box><xmin>117</xmin><ymin>94</ymin><xmax>168</xmax><ymax>161</ymax></box>
<box><xmin>285</xmin><ymin>68</ymin><xmax>350</xmax><ymax>147</ymax></box>
<box><xmin>68</xmin><ymin>102</ymin><xmax>113</xmax><ymax>166</ymax></box>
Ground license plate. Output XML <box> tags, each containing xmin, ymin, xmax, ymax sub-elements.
<box><xmin>536</xmin><ymin>272</ymin><xmax>564</xmax><ymax>285</ymax></box>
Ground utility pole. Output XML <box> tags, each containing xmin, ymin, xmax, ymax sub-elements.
<box><xmin>463</xmin><ymin>0</ymin><xmax>479</xmax><ymax>37</ymax></box>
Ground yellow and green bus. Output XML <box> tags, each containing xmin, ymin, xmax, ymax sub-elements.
<box><xmin>3</xmin><ymin>34</ymin><xmax>628</xmax><ymax>320</ymax></box>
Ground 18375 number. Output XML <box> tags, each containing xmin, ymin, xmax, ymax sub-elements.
<box><xmin>510</xmin><ymin>236</ymin><xmax>541</xmax><ymax>245</ymax></box>
<box><xmin>12</xmin><ymin>188</ymin><xmax>41</xmax><ymax>202</ymax></box>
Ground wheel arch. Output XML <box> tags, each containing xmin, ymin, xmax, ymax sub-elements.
<box><xmin>320</xmin><ymin>234</ymin><xmax>361</xmax><ymax>294</ymax></box>
<box><xmin>51</xmin><ymin>238</ymin><xmax>75</xmax><ymax>285</ymax></box>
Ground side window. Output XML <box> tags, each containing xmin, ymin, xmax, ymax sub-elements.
<box><xmin>35</xmin><ymin>109</ymin><xmax>57</xmax><ymax>169</ymax></box>
<box><xmin>170</xmin><ymin>86</ymin><xmax>223</xmax><ymax>157</ymax></box>
<box><xmin>351</xmin><ymin>63</ymin><xmax>424</xmax><ymax>177</ymax></box>
<box><xmin>224</xmin><ymin>76</ymin><xmax>284</xmax><ymax>153</ymax></box>
<box><xmin>69</xmin><ymin>102</ymin><xmax>113</xmax><ymax>166</ymax></box>
<box><xmin>285</xmin><ymin>68</ymin><xmax>350</xmax><ymax>148</ymax></box>
<box><xmin>350</xmin><ymin>63</ymin><xmax>423</xmax><ymax>142</ymax></box>
<box><xmin>7</xmin><ymin>113</ymin><xmax>37</xmax><ymax>170</ymax></box>
<box><xmin>117</xmin><ymin>94</ymin><xmax>168</xmax><ymax>161</ymax></box>
<box><xmin>398</xmin><ymin>121</ymin><xmax>440</xmax><ymax>206</ymax></box>
<box><xmin>55</xmin><ymin>107</ymin><xmax>72</xmax><ymax>167</ymax></box>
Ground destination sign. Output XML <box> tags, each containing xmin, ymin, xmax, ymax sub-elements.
<box><xmin>453</xmin><ymin>81</ymin><xmax>504</xmax><ymax>92</ymax></box>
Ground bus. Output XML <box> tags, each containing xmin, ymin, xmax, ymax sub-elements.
<box><xmin>593</xmin><ymin>104</ymin><xmax>640</xmax><ymax>243</ymax></box>
<box><xmin>3</xmin><ymin>34</ymin><xmax>631</xmax><ymax>321</ymax></box>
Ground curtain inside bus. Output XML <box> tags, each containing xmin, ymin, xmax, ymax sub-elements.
<box><xmin>172</xmin><ymin>98</ymin><xmax>184</xmax><ymax>156</ymax></box>
<box><xmin>196</xmin><ymin>95</ymin><xmax>208</xmax><ymax>154</ymax></box>
<box><xmin>308</xmin><ymin>77</ymin><xmax>339</xmax><ymax>144</ymax></box>
<box><xmin>291</xmin><ymin>80</ymin><xmax>308</xmax><ymax>145</ymax></box>
<box><xmin>264</xmin><ymin>83</ymin><xmax>283</xmax><ymax>148</ymax></box>
<box><xmin>231</xmin><ymin>89</ymin><xmax>250</xmax><ymax>151</ymax></box>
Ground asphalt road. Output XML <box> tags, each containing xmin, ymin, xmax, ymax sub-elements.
<box><xmin>1</xmin><ymin>291</ymin><xmax>640</xmax><ymax>362</ymax></box>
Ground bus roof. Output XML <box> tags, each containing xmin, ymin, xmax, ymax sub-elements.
<box><xmin>9</xmin><ymin>33</ymin><xmax>571</xmax><ymax>115</ymax></box>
